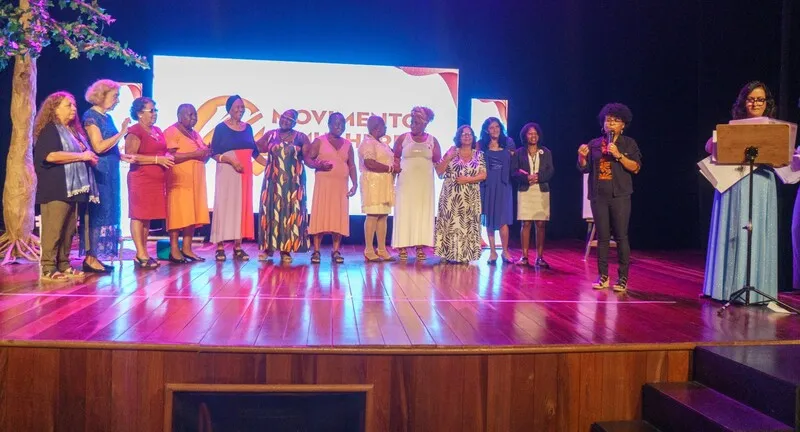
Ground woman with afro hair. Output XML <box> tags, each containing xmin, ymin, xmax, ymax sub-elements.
<box><xmin>578</xmin><ymin>103</ymin><xmax>642</xmax><ymax>292</ymax></box>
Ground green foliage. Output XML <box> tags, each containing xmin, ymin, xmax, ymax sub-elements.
<box><xmin>0</xmin><ymin>0</ymin><xmax>148</xmax><ymax>70</ymax></box>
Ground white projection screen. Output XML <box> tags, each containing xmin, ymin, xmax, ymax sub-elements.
<box><xmin>470</xmin><ymin>98</ymin><xmax>509</xmax><ymax>248</ymax></box>
<box><xmin>149</xmin><ymin>55</ymin><xmax>459</xmax><ymax>221</ymax></box>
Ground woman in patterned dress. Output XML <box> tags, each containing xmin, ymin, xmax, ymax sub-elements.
<box><xmin>434</xmin><ymin>125</ymin><xmax>486</xmax><ymax>263</ymax></box>
<box><xmin>256</xmin><ymin>109</ymin><xmax>311</xmax><ymax>263</ymax></box>
<box><xmin>79</xmin><ymin>79</ymin><xmax>129</xmax><ymax>273</ymax></box>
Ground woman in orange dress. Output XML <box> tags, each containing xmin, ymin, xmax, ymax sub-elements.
<box><xmin>164</xmin><ymin>104</ymin><xmax>211</xmax><ymax>262</ymax></box>
<box><xmin>306</xmin><ymin>112</ymin><xmax>357</xmax><ymax>264</ymax></box>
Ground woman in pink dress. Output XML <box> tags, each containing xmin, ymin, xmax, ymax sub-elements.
<box><xmin>305</xmin><ymin>112</ymin><xmax>357</xmax><ymax>264</ymax></box>
<box><xmin>124</xmin><ymin>97</ymin><xmax>175</xmax><ymax>269</ymax></box>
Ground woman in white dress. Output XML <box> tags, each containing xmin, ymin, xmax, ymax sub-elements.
<box><xmin>511</xmin><ymin>122</ymin><xmax>554</xmax><ymax>268</ymax></box>
<box><xmin>434</xmin><ymin>125</ymin><xmax>486</xmax><ymax>263</ymax></box>
<box><xmin>392</xmin><ymin>106</ymin><xmax>442</xmax><ymax>260</ymax></box>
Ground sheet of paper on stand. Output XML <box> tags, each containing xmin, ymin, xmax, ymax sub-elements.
<box><xmin>728</xmin><ymin>116</ymin><xmax>798</xmax><ymax>156</ymax></box>
<box><xmin>697</xmin><ymin>156</ymin><xmax>749</xmax><ymax>193</ymax></box>
<box><xmin>774</xmin><ymin>151</ymin><xmax>800</xmax><ymax>184</ymax></box>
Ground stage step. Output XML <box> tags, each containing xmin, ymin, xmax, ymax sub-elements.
<box><xmin>642</xmin><ymin>382</ymin><xmax>793</xmax><ymax>432</ymax></box>
<box><xmin>694</xmin><ymin>345</ymin><xmax>800</xmax><ymax>428</ymax></box>
<box><xmin>591</xmin><ymin>420</ymin><xmax>661</xmax><ymax>432</ymax></box>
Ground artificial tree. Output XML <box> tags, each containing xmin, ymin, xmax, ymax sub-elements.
<box><xmin>0</xmin><ymin>0</ymin><xmax>148</xmax><ymax>264</ymax></box>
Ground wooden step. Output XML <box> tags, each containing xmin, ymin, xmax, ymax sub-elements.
<box><xmin>694</xmin><ymin>345</ymin><xmax>800</xmax><ymax>428</ymax></box>
<box><xmin>642</xmin><ymin>382</ymin><xmax>793</xmax><ymax>432</ymax></box>
<box><xmin>591</xmin><ymin>420</ymin><xmax>661</xmax><ymax>432</ymax></box>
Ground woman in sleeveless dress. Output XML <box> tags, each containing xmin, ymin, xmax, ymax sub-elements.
<box><xmin>434</xmin><ymin>125</ymin><xmax>486</xmax><ymax>263</ymax></box>
<box><xmin>392</xmin><ymin>106</ymin><xmax>442</xmax><ymax>260</ymax></box>
<box><xmin>257</xmin><ymin>109</ymin><xmax>311</xmax><ymax>264</ymax></box>
<box><xmin>306</xmin><ymin>112</ymin><xmax>357</xmax><ymax>264</ymax></box>
<box><xmin>80</xmin><ymin>79</ymin><xmax>129</xmax><ymax>273</ymax></box>
<box><xmin>124</xmin><ymin>97</ymin><xmax>175</xmax><ymax>269</ymax></box>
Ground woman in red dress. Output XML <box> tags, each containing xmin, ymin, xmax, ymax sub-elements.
<box><xmin>124</xmin><ymin>97</ymin><xmax>175</xmax><ymax>268</ymax></box>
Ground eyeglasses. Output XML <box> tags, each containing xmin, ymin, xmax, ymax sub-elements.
<box><xmin>605</xmin><ymin>117</ymin><xmax>623</xmax><ymax>125</ymax></box>
<box><xmin>460</xmin><ymin>132</ymin><xmax>473</xmax><ymax>137</ymax></box>
<box><xmin>746</xmin><ymin>97</ymin><xmax>767</xmax><ymax>106</ymax></box>
<box><xmin>141</xmin><ymin>108</ymin><xmax>159</xmax><ymax>113</ymax></box>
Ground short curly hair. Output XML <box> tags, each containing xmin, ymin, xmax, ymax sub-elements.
<box><xmin>597</xmin><ymin>103</ymin><xmax>633</xmax><ymax>127</ymax></box>
<box><xmin>84</xmin><ymin>79</ymin><xmax>120</xmax><ymax>106</ymax></box>
<box><xmin>130</xmin><ymin>97</ymin><xmax>155</xmax><ymax>121</ymax></box>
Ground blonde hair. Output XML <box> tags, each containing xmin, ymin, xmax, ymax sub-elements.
<box><xmin>411</xmin><ymin>106</ymin><xmax>435</xmax><ymax>123</ymax></box>
<box><xmin>34</xmin><ymin>91</ymin><xmax>86</xmax><ymax>141</ymax></box>
<box><xmin>84</xmin><ymin>79</ymin><xmax>120</xmax><ymax>106</ymax></box>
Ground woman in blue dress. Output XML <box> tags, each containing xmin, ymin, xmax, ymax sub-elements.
<box><xmin>703</xmin><ymin>81</ymin><xmax>778</xmax><ymax>303</ymax></box>
<box><xmin>79</xmin><ymin>79</ymin><xmax>130</xmax><ymax>273</ymax></box>
<box><xmin>478</xmin><ymin>117</ymin><xmax>515</xmax><ymax>264</ymax></box>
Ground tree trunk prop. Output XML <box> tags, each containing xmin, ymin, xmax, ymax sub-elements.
<box><xmin>0</xmin><ymin>53</ymin><xmax>40</xmax><ymax>265</ymax></box>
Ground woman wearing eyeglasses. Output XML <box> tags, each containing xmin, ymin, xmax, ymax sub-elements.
<box><xmin>434</xmin><ymin>125</ymin><xmax>486</xmax><ymax>263</ymax></box>
<box><xmin>703</xmin><ymin>81</ymin><xmax>778</xmax><ymax>303</ymax></box>
<box><xmin>124</xmin><ymin>97</ymin><xmax>175</xmax><ymax>268</ymax></box>
<box><xmin>577</xmin><ymin>103</ymin><xmax>642</xmax><ymax>292</ymax></box>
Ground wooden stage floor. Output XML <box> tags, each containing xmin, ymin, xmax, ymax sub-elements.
<box><xmin>1</xmin><ymin>240</ymin><xmax>799</xmax><ymax>350</ymax></box>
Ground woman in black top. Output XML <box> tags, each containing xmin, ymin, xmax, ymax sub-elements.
<box><xmin>33</xmin><ymin>92</ymin><xmax>100</xmax><ymax>282</ymax></box>
<box><xmin>511</xmin><ymin>123</ymin><xmax>554</xmax><ymax>268</ymax></box>
<box><xmin>577</xmin><ymin>103</ymin><xmax>642</xmax><ymax>291</ymax></box>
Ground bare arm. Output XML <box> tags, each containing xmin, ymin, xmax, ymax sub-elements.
<box><xmin>125</xmin><ymin>134</ymin><xmax>171</xmax><ymax>166</ymax></box>
<box><xmin>45</xmin><ymin>151</ymin><xmax>93</xmax><ymax>164</ymax></box>
<box><xmin>172</xmin><ymin>149</ymin><xmax>206</xmax><ymax>164</ymax></box>
<box><xmin>705</xmin><ymin>137</ymin><xmax>714</xmax><ymax>154</ymax></box>
<box><xmin>347</xmin><ymin>145</ymin><xmax>358</xmax><ymax>194</ymax></box>
<box><xmin>431</xmin><ymin>137</ymin><xmax>442</xmax><ymax>164</ymax></box>
<box><xmin>86</xmin><ymin>124</ymin><xmax>126</xmax><ymax>154</ymax></box>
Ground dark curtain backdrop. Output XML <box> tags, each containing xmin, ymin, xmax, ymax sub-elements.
<box><xmin>0</xmin><ymin>0</ymin><xmax>797</xmax><ymax>285</ymax></box>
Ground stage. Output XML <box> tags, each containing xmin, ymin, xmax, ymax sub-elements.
<box><xmin>1</xmin><ymin>241</ymin><xmax>799</xmax><ymax>431</ymax></box>
<box><xmin>0</xmin><ymin>240</ymin><xmax>798</xmax><ymax>348</ymax></box>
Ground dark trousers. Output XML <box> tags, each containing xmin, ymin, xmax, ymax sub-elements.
<box><xmin>40</xmin><ymin>200</ymin><xmax>78</xmax><ymax>274</ymax></box>
<box><xmin>590</xmin><ymin>195</ymin><xmax>631</xmax><ymax>278</ymax></box>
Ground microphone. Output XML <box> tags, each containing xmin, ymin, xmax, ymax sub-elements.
<box><xmin>605</xmin><ymin>131</ymin><xmax>615</xmax><ymax>154</ymax></box>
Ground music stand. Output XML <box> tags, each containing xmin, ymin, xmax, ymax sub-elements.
<box><xmin>713</xmin><ymin>123</ymin><xmax>800</xmax><ymax>315</ymax></box>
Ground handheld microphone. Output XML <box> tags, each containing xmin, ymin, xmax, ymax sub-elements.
<box><xmin>605</xmin><ymin>131</ymin><xmax>615</xmax><ymax>154</ymax></box>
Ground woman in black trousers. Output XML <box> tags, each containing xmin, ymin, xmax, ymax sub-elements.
<box><xmin>577</xmin><ymin>103</ymin><xmax>642</xmax><ymax>291</ymax></box>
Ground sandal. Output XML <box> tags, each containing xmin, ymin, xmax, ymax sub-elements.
<box><xmin>215</xmin><ymin>249</ymin><xmax>226</xmax><ymax>261</ymax></box>
<box><xmin>364</xmin><ymin>250</ymin><xmax>380</xmax><ymax>262</ymax></box>
<box><xmin>280</xmin><ymin>252</ymin><xmax>293</xmax><ymax>263</ymax></box>
<box><xmin>311</xmin><ymin>251</ymin><xmax>321</xmax><ymax>264</ymax></box>
<box><xmin>398</xmin><ymin>249</ymin><xmax>408</xmax><ymax>260</ymax></box>
<box><xmin>134</xmin><ymin>256</ymin><xmax>159</xmax><ymax>269</ymax></box>
<box><xmin>233</xmin><ymin>248</ymin><xmax>250</xmax><ymax>261</ymax></box>
<box><xmin>62</xmin><ymin>267</ymin><xmax>86</xmax><ymax>278</ymax></box>
<box><xmin>40</xmin><ymin>270</ymin><xmax>68</xmax><ymax>283</ymax></box>
<box><xmin>258</xmin><ymin>250</ymin><xmax>273</xmax><ymax>262</ymax></box>
<box><xmin>416</xmin><ymin>247</ymin><xmax>427</xmax><ymax>261</ymax></box>
<box><xmin>332</xmin><ymin>250</ymin><xmax>344</xmax><ymax>264</ymax></box>
<box><xmin>377</xmin><ymin>249</ymin><xmax>395</xmax><ymax>261</ymax></box>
